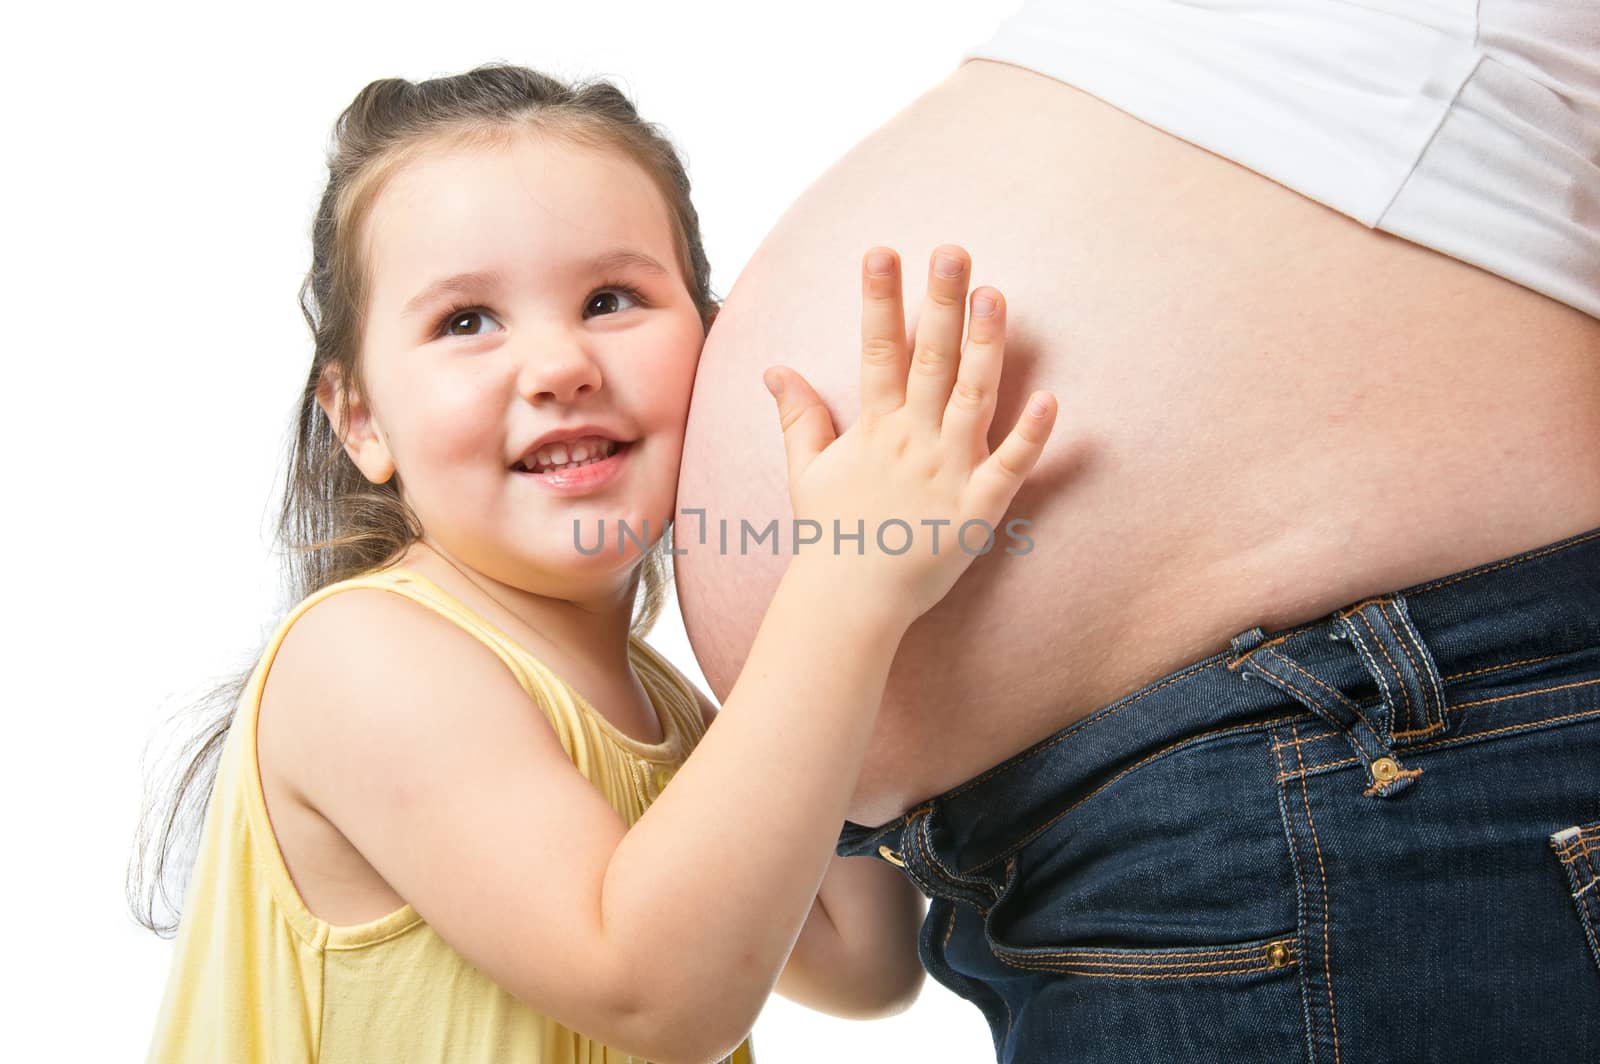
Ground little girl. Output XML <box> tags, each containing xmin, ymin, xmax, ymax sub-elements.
<box><xmin>134</xmin><ymin>62</ymin><xmax>1055</xmax><ymax>1063</ymax></box>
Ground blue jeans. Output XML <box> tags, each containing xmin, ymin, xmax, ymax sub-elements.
<box><xmin>838</xmin><ymin>527</ymin><xmax>1600</xmax><ymax>1062</ymax></box>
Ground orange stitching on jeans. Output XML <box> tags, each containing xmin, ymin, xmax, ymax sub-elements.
<box><xmin>1271</xmin><ymin>730</ymin><xmax>1299</xmax><ymax>807</ymax></box>
<box><xmin>1554</xmin><ymin>828</ymin><xmax>1593</xmax><ymax>852</ymax></box>
<box><xmin>1226</xmin><ymin>631</ymin><xmax>1292</xmax><ymax>670</ymax></box>
<box><xmin>1009</xmin><ymin>942</ymin><xmax>1283</xmax><ymax>962</ymax></box>
<box><xmin>1390</xmin><ymin>721</ymin><xmax>1447</xmax><ymax>739</ymax></box>
<box><xmin>1271</xmin><ymin>731</ymin><xmax>1340</xmax><ymax>752</ymax></box>
<box><xmin>998</xmin><ymin>959</ymin><xmax>1289</xmax><ymax>980</ymax></box>
<box><xmin>942</xmin><ymin>906</ymin><xmax>957</xmax><ymax>950</ymax></box>
<box><xmin>965</xmin><ymin>714</ymin><xmax>1302</xmax><ymax>875</ymax></box>
<box><xmin>1555</xmin><ymin>838</ymin><xmax>1600</xmax><ymax>860</ymax></box>
<box><xmin>1336</xmin><ymin>597</ymin><xmax>1390</xmax><ymax>619</ymax></box>
<box><xmin>1409</xmin><ymin>528</ymin><xmax>1600</xmax><ymax>593</ymax></box>
<box><xmin>1004</xmin><ymin>954</ymin><xmax>1284</xmax><ymax>971</ymax></box>
<box><xmin>1356</xmin><ymin>608</ymin><xmax>1415</xmax><ymax>733</ymax></box>
<box><xmin>1269</xmin><ymin>729</ymin><xmax>1321</xmax><ymax>1025</ymax></box>
<box><xmin>1396</xmin><ymin>598</ymin><xmax>1449</xmax><ymax>728</ymax></box>
<box><xmin>1448</xmin><ymin>677</ymin><xmax>1600</xmax><ymax>711</ymax></box>
<box><xmin>1282</xmin><ymin>706</ymin><xmax>1600</xmax><ymax>778</ymax></box>
<box><xmin>1442</xmin><ymin>654</ymin><xmax>1559</xmax><ymax>683</ymax></box>
<box><xmin>1362</xmin><ymin>767</ymin><xmax>1422</xmax><ymax>797</ymax></box>
<box><xmin>1412</xmin><ymin>706</ymin><xmax>1600</xmax><ymax>752</ymax></box>
<box><xmin>1276</xmin><ymin>756</ymin><xmax>1361</xmax><ymax>782</ymax></box>
<box><xmin>1380</xmin><ymin>599</ymin><xmax>1441</xmax><ymax>730</ymax></box>
<box><xmin>1294</xmin><ymin>724</ymin><xmax>1343</xmax><ymax>1064</ymax></box>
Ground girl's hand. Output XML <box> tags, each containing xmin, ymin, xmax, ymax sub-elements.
<box><xmin>763</xmin><ymin>244</ymin><xmax>1057</xmax><ymax>625</ymax></box>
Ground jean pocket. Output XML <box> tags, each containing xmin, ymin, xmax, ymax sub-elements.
<box><xmin>978</xmin><ymin>730</ymin><xmax>1302</xmax><ymax>983</ymax></box>
<box><xmin>1550</xmin><ymin>820</ymin><xmax>1600</xmax><ymax>978</ymax></box>
<box><xmin>981</xmin><ymin>854</ymin><xmax>1301</xmax><ymax>981</ymax></box>
<box><xmin>989</xmin><ymin>928</ymin><xmax>1300</xmax><ymax>981</ymax></box>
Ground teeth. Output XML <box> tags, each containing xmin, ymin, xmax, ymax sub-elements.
<box><xmin>521</xmin><ymin>436</ymin><xmax>619</xmax><ymax>473</ymax></box>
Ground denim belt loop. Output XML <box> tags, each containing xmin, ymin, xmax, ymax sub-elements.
<box><xmin>1335</xmin><ymin>593</ymin><xmax>1451</xmax><ymax>747</ymax></box>
<box><xmin>1232</xmin><ymin>591</ymin><xmax>1446</xmax><ymax>798</ymax></box>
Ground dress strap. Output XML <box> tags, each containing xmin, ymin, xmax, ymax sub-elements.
<box><xmin>342</xmin><ymin>568</ymin><xmax>686</xmax><ymax>759</ymax></box>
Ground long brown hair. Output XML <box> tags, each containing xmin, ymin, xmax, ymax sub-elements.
<box><xmin>128</xmin><ymin>62</ymin><xmax>720</xmax><ymax>936</ymax></box>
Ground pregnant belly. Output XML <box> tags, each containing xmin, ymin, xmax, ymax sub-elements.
<box><xmin>675</xmin><ymin>58</ymin><xmax>1600</xmax><ymax>826</ymax></box>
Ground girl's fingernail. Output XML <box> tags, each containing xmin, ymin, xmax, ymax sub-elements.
<box><xmin>765</xmin><ymin>370</ymin><xmax>784</xmax><ymax>397</ymax></box>
<box><xmin>1028</xmin><ymin>395</ymin><xmax>1051</xmax><ymax>418</ymax></box>
<box><xmin>867</xmin><ymin>252</ymin><xmax>894</xmax><ymax>276</ymax></box>
<box><xmin>973</xmin><ymin>294</ymin><xmax>996</xmax><ymax>317</ymax></box>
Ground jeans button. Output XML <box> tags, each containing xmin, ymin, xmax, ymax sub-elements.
<box><xmin>878</xmin><ymin>844</ymin><xmax>906</xmax><ymax>867</ymax></box>
<box><xmin>1372</xmin><ymin>756</ymin><xmax>1400</xmax><ymax>782</ymax></box>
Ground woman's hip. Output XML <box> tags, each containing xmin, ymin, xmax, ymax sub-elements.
<box><xmin>839</xmin><ymin>525</ymin><xmax>1600</xmax><ymax>1060</ymax></box>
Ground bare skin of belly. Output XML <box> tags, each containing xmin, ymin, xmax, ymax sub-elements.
<box><xmin>675</xmin><ymin>58</ymin><xmax>1600</xmax><ymax>828</ymax></box>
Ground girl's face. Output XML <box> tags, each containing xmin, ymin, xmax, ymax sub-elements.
<box><xmin>326</xmin><ymin>132</ymin><xmax>706</xmax><ymax>599</ymax></box>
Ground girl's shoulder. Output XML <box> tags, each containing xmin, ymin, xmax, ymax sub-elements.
<box><xmin>258</xmin><ymin>567</ymin><xmax>557</xmax><ymax>795</ymax></box>
<box><xmin>266</xmin><ymin>567</ymin><xmax>535</xmax><ymax>710</ymax></box>
<box><xmin>274</xmin><ymin>567</ymin><xmax>542</xmax><ymax>690</ymax></box>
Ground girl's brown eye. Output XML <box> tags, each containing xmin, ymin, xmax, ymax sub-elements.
<box><xmin>443</xmin><ymin>309</ymin><xmax>502</xmax><ymax>337</ymax></box>
<box><xmin>584</xmin><ymin>288</ymin><xmax>642</xmax><ymax>318</ymax></box>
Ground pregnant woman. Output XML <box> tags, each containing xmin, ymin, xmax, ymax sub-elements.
<box><xmin>677</xmin><ymin>3</ymin><xmax>1600</xmax><ymax>1061</ymax></box>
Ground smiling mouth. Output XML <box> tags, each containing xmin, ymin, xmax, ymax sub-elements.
<box><xmin>511</xmin><ymin>439</ymin><xmax>631</xmax><ymax>474</ymax></box>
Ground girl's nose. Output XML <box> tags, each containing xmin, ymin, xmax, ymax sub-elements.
<box><xmin>515</xmin><ymin>333</ymin><xmax>604</xmax><ymax>404</ymax></box>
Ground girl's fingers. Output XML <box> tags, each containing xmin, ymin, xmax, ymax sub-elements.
<box><xmin>904</xmin><ymin>246</ymin><xmax>972</xmax><ymax>425</ymax></box>
<box><xmin>940</xmin><ymin>287</ymin><xmax>1006</xmax><ymax>456</ymax></box>
<box><xmin>968</xmin><ymin>391</ymin><xmax>1058</xmax><ymax>520</ymax></box>
<box><xmin>764</xmin><ymin>366</ymin><xmax>837</xmax><ymax>494</ymax></box>
<box><xmin>859</xmin><ymin>248</ymin><xmax>909</xmax><ymax>420</ymax></box>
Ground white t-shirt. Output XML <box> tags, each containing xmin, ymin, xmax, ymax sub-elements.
<box><xmin>967</xmin><ymin>0</ymin><xmax>1600</xmax><ymax>319</ymax></box>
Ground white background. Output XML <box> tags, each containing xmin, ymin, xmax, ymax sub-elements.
<box><xmin>2</xmin><ymin>1</ymin><xmax>1022</xmax><ymax>1060</ymax></box>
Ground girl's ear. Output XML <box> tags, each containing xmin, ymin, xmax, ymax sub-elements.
<box><xmin>316</xmin><ymin>366</ymin><xmax>397</xmax><ymax>484</ymax></box>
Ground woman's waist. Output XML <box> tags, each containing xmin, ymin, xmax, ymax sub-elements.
<box><xmin>845</xmin><ymin>419</ymin><xmax>1600</xmax><ymax>824</ymax></box>
<box><xmin>841</xmin><ymin>523</ymin><xmax>1600</xmax><ymax>894</ymax></box>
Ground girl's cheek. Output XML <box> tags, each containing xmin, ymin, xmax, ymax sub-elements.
<box><xmin>410</xmin><ymin>392</ymin><xmax>500</xmax><ymax>465</ymax></box>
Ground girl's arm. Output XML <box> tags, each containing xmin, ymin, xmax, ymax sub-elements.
<box><xmin>274</xmin><ymin>539</ymin><xmax>915</xmax><ymax>1063</ymax></box>
<box><xmin>691</xmin><ymin>687</ymin><xmax>927</xmax><ymax>1018</ymax></box>
<box><xmin>270</xmin><ymin>246</ymin><xmax>1054</xmax><ymax>1064</ymax></box>
<box><xmin>776</xmin><ymin>854</ymin><xmax>928</xmax><ymax>1016</ymax></box>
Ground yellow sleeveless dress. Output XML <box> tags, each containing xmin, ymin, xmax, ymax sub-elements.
<box><xmin>145</xmin><ymin>566</ymin><xmax>756</xmax><ymax>1064</ymax></box>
